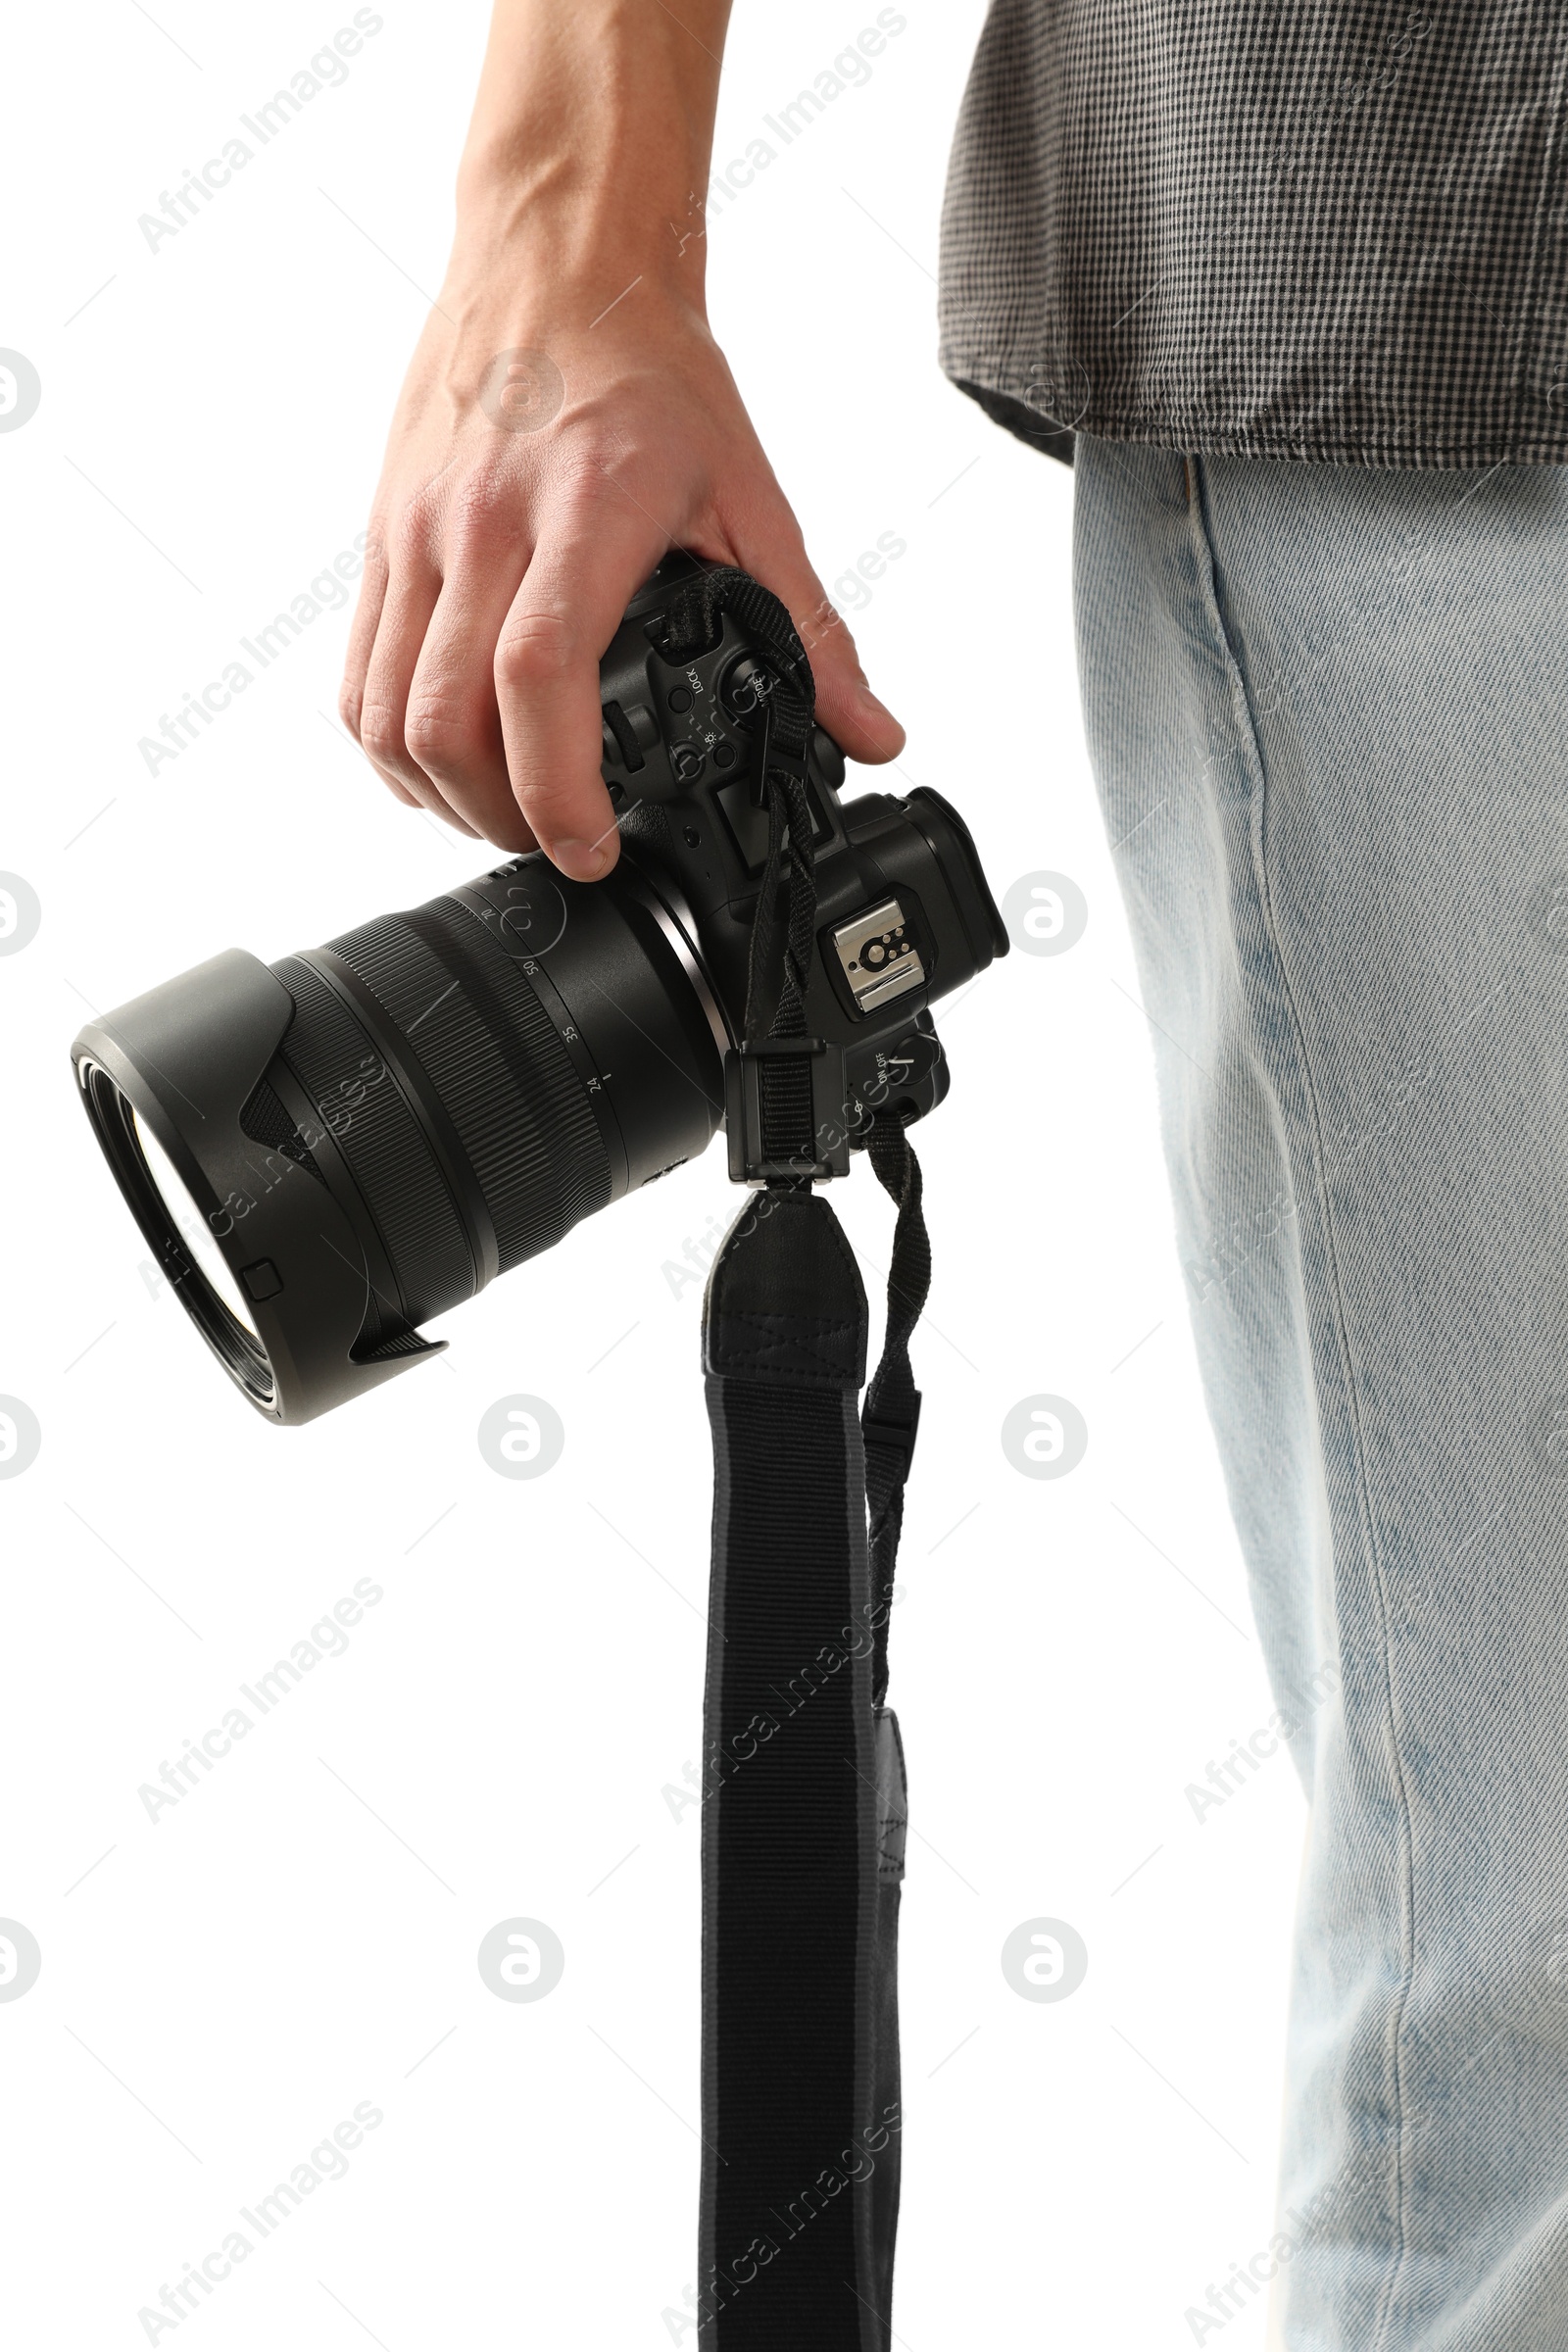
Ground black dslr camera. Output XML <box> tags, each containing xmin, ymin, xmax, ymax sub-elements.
<box><xmin>73</xmin><ymin>554</ymin><xmax>1006</xmax><ymax>1422</ymax></box>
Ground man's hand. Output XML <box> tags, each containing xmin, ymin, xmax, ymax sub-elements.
<box><xmin>339</xmin><ymin>0</ymin><xmax>904</xmax><ymax>878</ymax></box>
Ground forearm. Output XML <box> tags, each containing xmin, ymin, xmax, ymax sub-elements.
<box><xmin>452</xmin><ymin>0</ymin><xmax>733</xmax><ymax>308</ymax></box>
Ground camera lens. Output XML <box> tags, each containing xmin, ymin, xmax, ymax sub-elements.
<box><xmin>72</xmin><ymin>857</ymin><xmax>729</xmax><ymax>1424</ymax></box>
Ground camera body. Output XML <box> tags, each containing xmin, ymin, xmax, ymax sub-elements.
<box><xmin>589</xmin><ymin>556</ymin><xmax>1006</xmax><ymax>1147</ymax></box>
<box><xmin>72</xmin><ymin>557</ymin><xmax>1006</xmax><ymax>1423</ymax></box>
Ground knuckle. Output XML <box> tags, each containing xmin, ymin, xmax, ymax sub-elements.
<box><xmin>447</xmin><ymin>467</ymin><xmax>527</xmax><ymax>547</ymax></box>
<box><xmin>337</xmin><ymin>680</ymin><xmax>364</xmax><ymax>741</ymax></box>
<box><xmin>552</xmin><ymin>450</ymin><xmax>621</xmax><ymax>514</ymax></box>
<box><xmin>512</xmin><ymin>773</ymin><xmax>576</xmax><ymax>820</ymax></box>
<box><xmin>404</xmin><ymin>693</ymin><xmax>484</xmax><ymax>774</ymax></box>
<box><xmin>390</xmin><ymin>491</ymin><xmax>440</xmax><ymax>566</ymax></box>
<box><xmin>545</xmin><ymin>444</ymin><xmax>646</xmax><ymax>540</ymax></box>
<box><xmin>357</xmin><ymin>700</ymin><xmax>408</xmax><ymax>772</ymax></box>
<box><xmin>495</xmin><ymin>612</ymin><xmax>576</xmax><ymax>694</ymax></box>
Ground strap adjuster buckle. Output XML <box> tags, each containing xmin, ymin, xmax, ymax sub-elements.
<box><xmin>862</xmin><ymin>1392</ymin><xmax>922</xmax><ymax>1472</ymax></box>
<box><xmin>724</xmin><ymin>1039</ymin><xmax>852</xmax><ymax>1184</ymax></box>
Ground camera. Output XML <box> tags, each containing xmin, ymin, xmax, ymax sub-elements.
<box><xmin>72</xmin><ymin>554</ymin><xmax>1006</xmax><ymax>1422</ymax></box>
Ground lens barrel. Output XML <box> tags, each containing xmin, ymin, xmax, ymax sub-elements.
<box><xmin>73</xmin><ymin>857</ymin><xmax>728</xmax><ymax>1423</ymax></box>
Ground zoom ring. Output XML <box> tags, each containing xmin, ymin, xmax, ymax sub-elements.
<box><xmin>325</xmin><ymin>897</ymin><xmax>612</xmax><ymax>1275</ymax></box>
<box><xmin>271</xmin><ymin>953</ymin><xmax>476</xmax><ymax>1330</ymax></box>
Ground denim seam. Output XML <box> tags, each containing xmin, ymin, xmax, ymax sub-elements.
<box><xmin>1185</xmin><ymin>453</ymin><xmax>1419</xmax><ymax>2349</ymax></box>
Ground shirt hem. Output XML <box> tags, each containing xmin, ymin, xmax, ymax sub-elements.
<box><xmin>943</xmin><ymin>358</ymin><xmax>1568</xmax><ymax>474</ymax></box>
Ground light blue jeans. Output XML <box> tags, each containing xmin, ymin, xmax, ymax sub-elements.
<box><xmin>1074</xmin><ymin>437</ymin><xmax>1568</xmax><ymax>2351</ymax></box>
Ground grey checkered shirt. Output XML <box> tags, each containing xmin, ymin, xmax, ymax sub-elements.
<box><xmin>938</xmin><ymin>0</ymin><xmax>1568</xmax><ymax>469</ymax></box>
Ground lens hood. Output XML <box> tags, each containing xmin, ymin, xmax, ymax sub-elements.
<box><xmin>73</xmin><ymin>950</ymin><xmax>446</xmax><ymax>1424</ymax></box>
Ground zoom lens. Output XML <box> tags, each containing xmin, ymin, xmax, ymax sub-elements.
<box><xmin>73</xmin><ymin>856</ymin><xmax>728</xmax><ymax>1424</ymax></box>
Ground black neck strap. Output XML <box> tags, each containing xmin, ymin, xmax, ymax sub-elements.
<box><xmin>697</xmin><ymin>1162</ymin><xmax>921</xmax><ymax>2347</ymax></box>
<box><xmin>700</xmin><ymin>1187</ymin><xmax>888</xmax><ymax>2347</ymax></box>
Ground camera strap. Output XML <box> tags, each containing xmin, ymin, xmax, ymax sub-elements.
<box><xmin>656</xmin><ymin>570</ymin><xmax>924</xmax><ymax>2349</ymax></box>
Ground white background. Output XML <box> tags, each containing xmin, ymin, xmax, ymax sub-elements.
<box><xmin>1</xmin><ymin>4</ymin><xmax>1302</xmax><ymax>2344</ymax></box>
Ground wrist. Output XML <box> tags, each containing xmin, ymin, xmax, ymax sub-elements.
<box><xmin>451</xmin><ymin>151</ymin><xmax>710</xmax><ymax>322</ymax></box>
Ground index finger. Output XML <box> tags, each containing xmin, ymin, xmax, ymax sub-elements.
<box><xmin>494</xmin><ymin>485</ymin><xmax>674</xmax><ymax>880</ymax></box>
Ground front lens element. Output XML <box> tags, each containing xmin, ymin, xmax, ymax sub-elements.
<box><xmin>76</xmin><ymin>1060</ymin><xmax>275</xmax><ymax>1409</ymax></box>
<box><xmin>131</xmin><ymin>1108</ymin><xmax>260</xmax><ymax>1339</ymax></box>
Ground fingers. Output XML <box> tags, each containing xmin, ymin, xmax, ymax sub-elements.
<box><xmin>342</xmin><ymin>418</ymin><xmax>904</xmax><ymax>880</ymax></box>
<box><xmin>339</xmin><ymin>533</ymin><xmax>417</xmax><ymax>807</ymax></box>
<box><xmin>494</xmin><ymin>481</ymin><xmax>671</xmax><ymax>878</ymax></box>
<box><xmin>729</xmin><ymin>495</ymin><xmax>905</xmax><ymax>765</ymax></box>
<box><xmin>403</xmin><ymin>529</ymin><xmax>537</xmax><ymax>852</ymax></box>
<box><xmin>357</xmin><ymin>547</ymin><xmax>480</xmax><ymax>838</ymax></box>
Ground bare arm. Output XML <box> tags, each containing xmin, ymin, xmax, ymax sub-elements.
<box><xmin>339</xmin><ymin>0</ymin><xmax>905</xmax><ymax>877</ymax></box>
